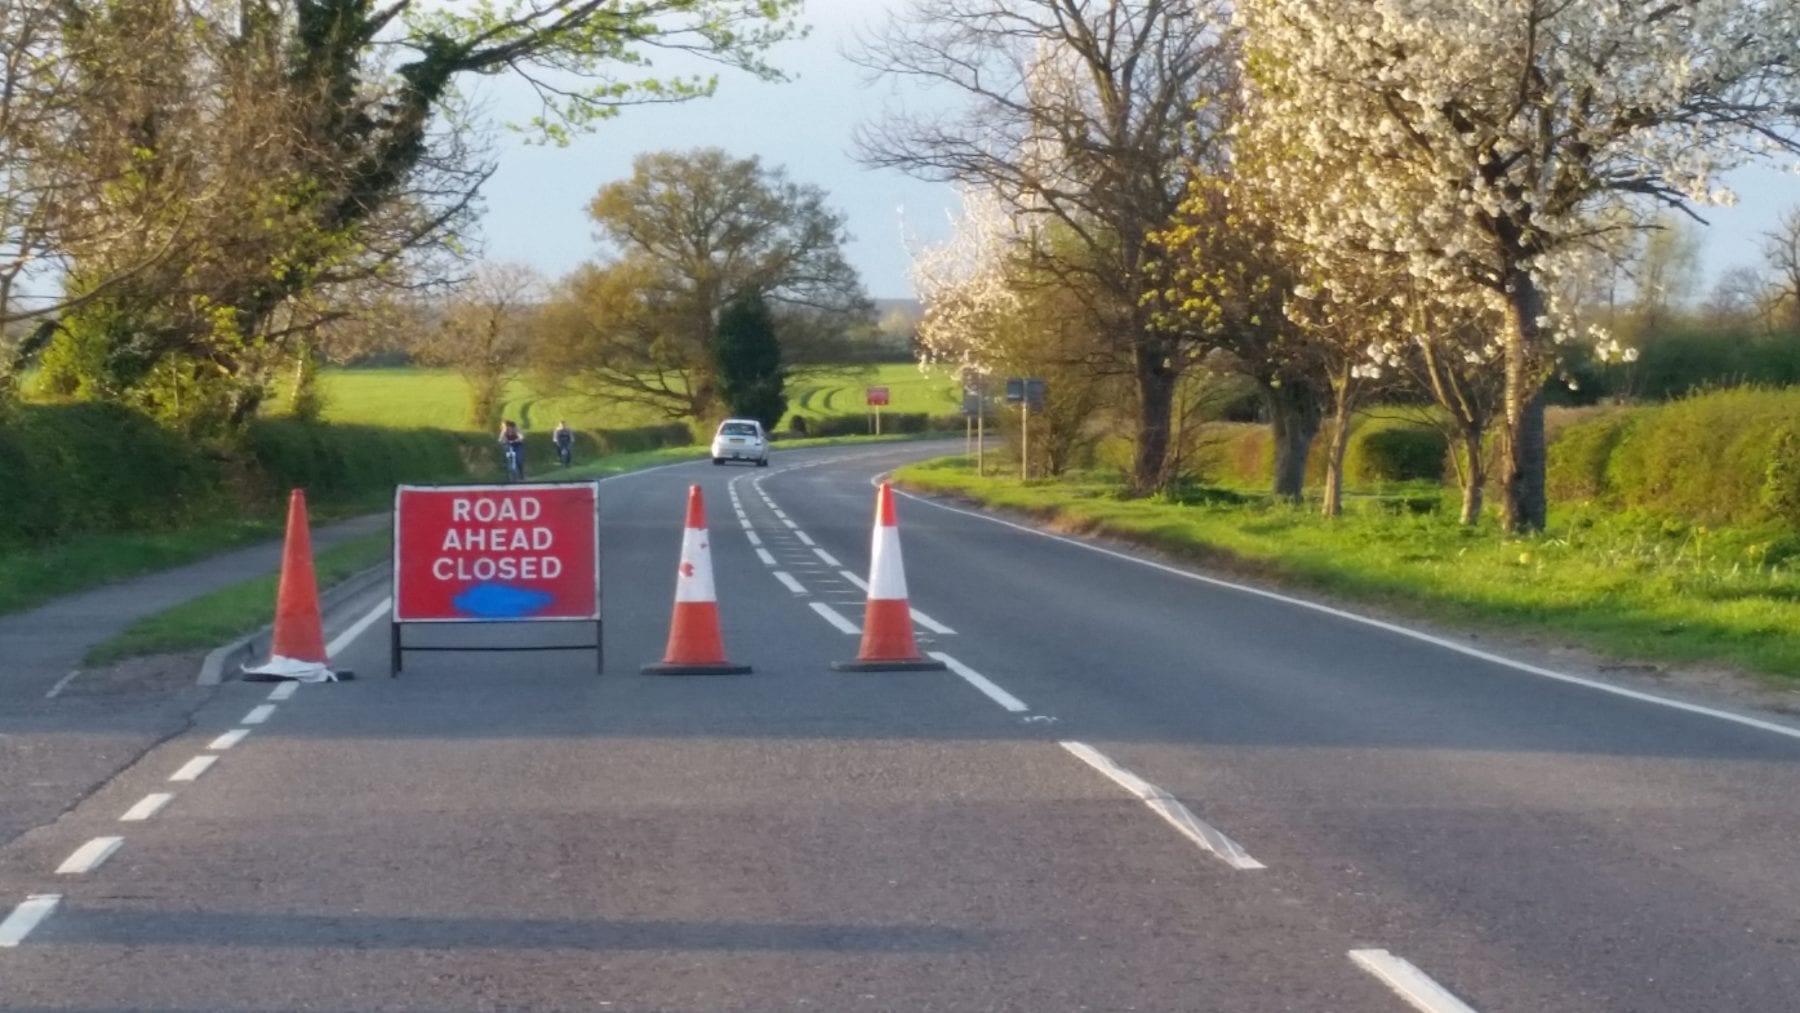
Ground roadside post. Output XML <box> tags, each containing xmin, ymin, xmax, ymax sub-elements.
<box><xmin>390</xmin><ymin>481</ymin><xmax>602</xmax><ymax>676</ymax></box>
<box><xmin>961</xmin><ymin>369</ymin><xmax>986</xmax><ymax>472</ymax></box>
<box><xmin>867</xmin><ymin>385</ymin><xmax>890</xmax><ymax>434</ymax></box>
<box><xmin>1004</xmin><ymin>377</ymin><xmax>1046</xmax><ymax>479</ymax></box>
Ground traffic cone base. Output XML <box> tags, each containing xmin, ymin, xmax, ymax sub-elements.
<box><xmin>643</xmin><ymin>485</ymin><xmax>751</xmax><ymax>676</ymax></box>
<box><xmin>835</xmin><ymin>483</ymin><xmax>946</xmax><ymax>673</ymax></box>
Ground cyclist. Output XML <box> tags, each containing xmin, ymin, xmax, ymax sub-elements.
<box><xmin>553</xmin><ymin>420</ymin><xmax>574</xmax><ymax>468</ymax></box>
<box><xmin>498</xmin><ymin>419</ymin><xmax>525</xmax><ymax>481</ymax></box>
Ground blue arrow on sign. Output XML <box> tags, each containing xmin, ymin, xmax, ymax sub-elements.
<box><xmin>453</xmin><ymin>582</ymin><xmax>555</xmax><ymax>619</ymax></box>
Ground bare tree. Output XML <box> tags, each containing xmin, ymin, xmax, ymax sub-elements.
<box><xmin>416</xmin><ymin>263</ymin><xmax>544</xmax><ymax>429</ymax></box>
<box><xmin>854</xmin><ymin>0</ymin><xmax>1237</xmax><ymax>495</ymax></box>
<box><xmin>1764</xmin><ymin>208</ymin><xmax>1800</xmax><ymax>333</ymax></box>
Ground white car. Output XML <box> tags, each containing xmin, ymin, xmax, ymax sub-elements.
<box><xmin>711</xmin><ymin>418</ymin><xmax>769</xmax><ymax>466</ymax></box>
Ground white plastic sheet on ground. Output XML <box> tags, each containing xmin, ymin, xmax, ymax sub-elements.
<box><xmin>241</xmin><ymin>654</ymin><xmax>339</xmax><ymax>683</ymax></box>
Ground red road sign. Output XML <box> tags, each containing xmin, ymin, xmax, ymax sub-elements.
<box><xmin>866</xmin><ymin>386</ymin><xmax>890</xmax><ymax>406</ymax></box>
<box><xmin>393</xmin><ymin>483</ymin><xmax>599</xmax><ymax>623</ymax></box>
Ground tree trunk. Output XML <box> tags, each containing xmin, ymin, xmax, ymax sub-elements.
<box><xmin>1320</xmin><ymin>366</ymin><xmax>1355</xmax><ymax>518</ymax></box>
<box><xmin>1265</xmin><ymin>378</ymin><xmax>1320</xmax><ymax>504</ymax></box>
<box><xmin>1458</xmin><ymin>424</ymin><xmax>1485</xmax><ymax>525</ymax></box>
<box><xmin>1130</xmin><ymin>342</ymin><xmax>1178</xmax><ymax>496</ymax></box>
<box><xmin>1500</xmin><ymin>270</ymin><xmax>1548</xmax><ymax>532</ymax></box>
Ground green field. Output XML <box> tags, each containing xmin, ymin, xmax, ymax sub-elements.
<box><xmin>283</xmin><ymin>364</ymin><xmax>961</xmax><ymax>433</ymax></box>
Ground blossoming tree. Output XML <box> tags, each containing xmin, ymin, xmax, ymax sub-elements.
<box><xmin>1237</xmin><ymin>0</ymin><xmax>1800</xmax><ymax>531</ymax></box>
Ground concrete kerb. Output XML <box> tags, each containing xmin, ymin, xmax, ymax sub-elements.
<box><xmin>196</xmin><ymin>562</ymin><xmax>390</xmax><ymax>686</ymax></box>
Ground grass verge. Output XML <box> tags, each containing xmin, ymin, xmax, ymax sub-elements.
<box><xmin>893</xmin><ymin>457</ymin><xmax>1800</xmax><ymax>683</ymax></box>
<box><xmin>85</xmin><ymin>532</ymin><xmax>393</xmax><ymax>665</ymax></box>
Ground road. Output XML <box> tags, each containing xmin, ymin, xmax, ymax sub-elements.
<box><xmin>3</xmin><ymin>440</ymin><xmax>1800</xmax><ymax>1011</ymax></box>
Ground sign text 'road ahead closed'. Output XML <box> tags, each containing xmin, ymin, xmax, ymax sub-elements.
<box><xmin>393</xmin><ymin>483</ymin><xmax>600</xmax><ymax>623</ymax></box>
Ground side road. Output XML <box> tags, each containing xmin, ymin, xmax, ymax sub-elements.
<box><xmin>0</xmin><ymin>512</ymin><xmax>387</xmax><ymax>848</ymax></box>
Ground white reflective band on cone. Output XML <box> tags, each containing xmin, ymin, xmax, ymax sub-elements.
<box><xmin>867</xmin><ymin>524</ymin><xmax>909</xmax><ymax>600</ymax></box>
<box><xmin>673</xmin><ymin>528</ymin><xmax>717</xmax><ymax>604</ymax></box>
<box><xmin>241</xmin><ymin>655</ymin><xmax>337</xmax><ymax>683</ymax></box>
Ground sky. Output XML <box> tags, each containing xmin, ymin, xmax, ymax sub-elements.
<box><xmin>471</xmin><ymin>2</ymin><xmax>1800</xmax><ymax>302</ymax></box>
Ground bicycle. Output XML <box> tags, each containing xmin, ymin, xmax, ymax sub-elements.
<box><xmin>502</xmin><ymin>441</ymin><xmax>524</xmax><ymax>482</ymax></box>
<box><xmin>556</xmin><ymin>440</ymin><xmax>572</xmax><ymax>468</ymax></box>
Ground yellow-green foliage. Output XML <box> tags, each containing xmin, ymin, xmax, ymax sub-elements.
<box><xmin>1545</xmin><ymin>406</ymin><xmax>1641</xmax><ymax>505</ymax></box>
<box><xmin>1582</xmin><ymin>388</ymin><xmax>1800</xmax><ymax>526</ymax></box>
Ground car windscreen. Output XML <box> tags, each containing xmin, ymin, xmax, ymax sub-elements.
<box><xmin>721</xmin><ymin>423</ymin><xmax>759</xmax><ymax>437</ymax></box>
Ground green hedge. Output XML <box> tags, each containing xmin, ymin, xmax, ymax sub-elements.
<box><xmin>792</xmin><ymin>412</ymin><xmax>964</xmax><ymax>438</ymax></box>
<box><xmin>1563</xmin><ymin>387</ymin><xmax>1800</xmax><ymax>527</ymax></box>
<box><xmin>245</xmin><ymin>419</ymin><xmax>477</xmax><ymax>499</ymax></box>
<box><xmin>593</xmin><ymin>423</ymin><xmax>693</xmax><ymax>454</ymax></box>
<box><xmin>0</xmin><ymin>402</ymin><xmax>222</xmax><ymax>544</ymax></box>
<box><xmin>1345</xmin><ymin>419</ymin><xmax>1448</xmax><ymax>484</ymax></box>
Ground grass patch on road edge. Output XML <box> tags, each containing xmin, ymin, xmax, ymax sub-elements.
<box><xmin>85</xmin><ymin>532</ymin><xmax>393</xmax><ymax>665</ymax></box>
<box><xmin>892</xmin><ymin>457</ymin><xmax>1800</xmax><ymax>683</ymax></box>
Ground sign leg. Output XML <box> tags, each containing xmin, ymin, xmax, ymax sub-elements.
<box><xmin>390</xmin><ymin>621</ymin><xmax>402</xmax><ymax>677</ymax></box>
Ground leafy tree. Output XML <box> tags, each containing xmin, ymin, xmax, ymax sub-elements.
<box><xmin>1238</xmin><ymin>0</ymin><xmax>1800</xmax><ymax>532</ymax></box>
<box><xmin>536</xmin><ymin>148</ymin><xmax>868</xmax><ymax>422</ymax></box>
<box><xmin>855</xmin><ymin>0</ymin><xmax>1238</xmax><ymax>496</ymax></box>
<box><xmin>37</xmin><ymin>0</ymin><xmax>800</xmax><ymax>432</ymax></box>
<box><xmin>713</xmin><ymin>292</ymin><xmax>786</xmax><ymax>430</ymax></box>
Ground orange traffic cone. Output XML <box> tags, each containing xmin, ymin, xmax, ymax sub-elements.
<box><xmin>641</xmin><ymin>485</ymin><xmax>752</xmax><ymax>675</ymax></box>
<box><xmin>833</xmin><ymin>482</ymin><xmax>947</xmax><ymax>672</ymax></box>
<box><xmin>243</xmin><ymin>489</ymin><xmax>343</xmax><ymax>682</ymax></box>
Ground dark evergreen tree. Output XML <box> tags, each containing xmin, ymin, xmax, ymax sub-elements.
<box><xmin>714</xmin><ymin>292</ymin><xmax>787</xmax><ymax>429</ymax></box>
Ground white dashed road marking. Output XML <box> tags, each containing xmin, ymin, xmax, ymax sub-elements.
<box><xmin>208</xmin><ymin>729</ymin><xmax>251</xmax><ymax>751</ymax></box>
<box><xmin>795</xmin><ymin>531</ymin><xmax>815</xmax><ymax>546</ymax></box>
<box><xmin>0</xmin><ymin>894</ymin><xmax>60</xmax><ymax>947</ymax></box>
<box><xmin>1348</xmin><ymin>950</ymin><xmax>1480</xmax><ymax>1013</ymax></box>
<box><xmin>241</xmin><ymin>705</ymin><xmax>275</xmax><ymax>725</ymax></box>
<box><xmin>55</xmin><ymin>837</ymin><xmax>123</xmax><ymax>875</ymax></box>
<box><xmin>809</xmin><ymin>602</ymin><xmax>861</xmax><ymax>635</ymax></box>
<box><xmin>267</xmin><ymin>681</ymin><xmax>298</xmax><ymax>701</ymax></box>
<box><xmin>773</xmin><ymin>571</ymin><xmax>809</xmax><ymax>595</ymax></box>
<box><xmin>813</xmin><ymin>548</ymin><xmax>842</xmax><ymax>567</ymax></box>
<box><xmin>909</xmin><ymin>610</ymin><xmax>955</xmax><ymax>635</ymax></box>
<box><xmin>756</xmin><ymin>548</ymin><xmax>777</xmax><ymax>566</ymax></box>
<box><xmin>119</xmin><ymin>793</ymin><xmax>173</xmax><ymax>822</ymax></box>
<box><xmin>168</xmin><ymin>755</ymin><xmax>218</xmax><ymax>782</ymax></box>
<box><xmin>1059</xmin><ymin>741</ymin><xmax>1264</xmax><ymax>871</ymax></box>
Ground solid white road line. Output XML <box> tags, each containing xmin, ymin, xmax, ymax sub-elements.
<box><xmin>119</xmin><ymin>793</ymin><xmax>173</xmax><ymax>822</ymax></box>
<box><xmin>0</xmin><ymin>894</ymin><xmax>60</xmax><ymax>947</ymax></box>
<box><xmin>55</xmin><ymin>836</ymin><xmax>124</xmax><ymax>875</ymax></box>
<box><xmin>899</xmin><ymin>489</ymin><xmax>1800</xmax><ymax>746</ymax></box>
<box><xmin>813</xmin><ymin>548</ymin><xmax>843</xmax><ymax>567</ymax></box>
<box><xmin>268</xmin><ymin>681</ymin><xmax>298</xmax><ymax>701</ymax></box>
<box><xmin>168</xmin><ymin>755</ymin><xmax>218</xmax><ymax>782</ymax></box>
<box><xmin>208</xmin><ymin>728</ymin><xmax>251</xmax><ymax>751</ymax></box>
<box><xmin>910</xmin><ymin>609</ymin><xmax>955</xmax><ymax>635</ymax></box>
<box><xmin>773</xmin><ymin>571</ymin><xmax>809</xmax><ymax>595</ymax></box>
<box><xmin>44</xmin><ymin>670</ymin><xmax>82</xmax><ymax>699</ymax></box>
<box><xmin>1348</xmin><ymin>950</ymin><xmax>1479</xmax><ymax>1013</ymax></box>
<box><xmin>839</xmin><ymin>569</ymin><xmax>869</xmax><ymax>591</ymax></box>
<box><xmin>756</xmin><ymin>548</ymin><xmax>777</xmax><ymax>566</ymax></box>
<box><xmin>327</xmin><ymin>597</ymin><xmax>392</xmax><ymax>657</ymax></box>
<box><xmin>241</xmin><ymin>705</ymin><xmax>275</xmax><ymax>725</ymax></box>
<box><xmin>930</xmin><ymin>652</ymin><xmax>1028</xmax><ymax>712</ymax></box>
<box><xmin>1059</xmin><ymin>741</ymin><xmax>1265</xmax><ymax>871</ymax></box>
<box><xmin>795</xmin><ymin>531</ymin><xmax>815</xmax><ymax>546</ymax></box>
<box><xmin>810</xmin><ymin>602</ymin><xmax>861</xmax><ymax>635</ymax></box>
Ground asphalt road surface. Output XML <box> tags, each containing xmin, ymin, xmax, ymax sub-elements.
<box><xmin>4</xmin><ymin>441</ymin><xmax>1800</xmax><ymax>1012</ymax></box>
